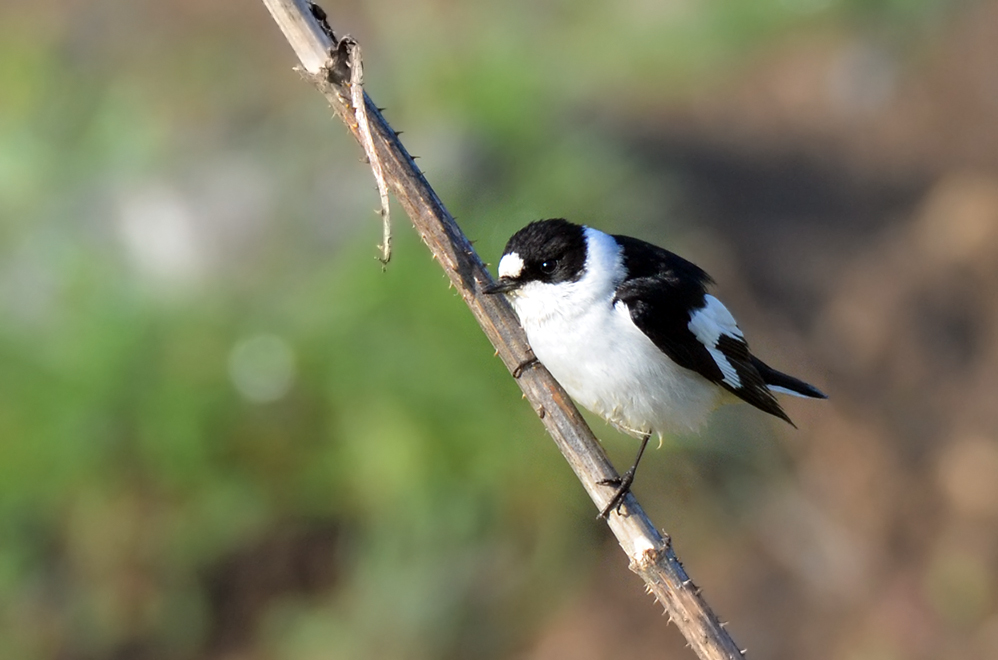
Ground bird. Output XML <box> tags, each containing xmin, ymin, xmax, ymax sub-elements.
<box><xmin>483</xmin><ymin>218</ymin><xmax>826</xmax><ymax>518</ymax></box>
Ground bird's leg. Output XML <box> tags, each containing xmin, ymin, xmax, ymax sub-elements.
<box><xmin>597</xmin><ymin>433</ymin><xmax>650</xmax><ymax>519</ymax></box>
<box><xmin>512</xmin><ymin>356</ymin><xmax>540</xmax><ymax>379</ymax></box>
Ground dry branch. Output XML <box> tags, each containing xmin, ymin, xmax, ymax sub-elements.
<box><xmin>260</xmin><ymin>2</ymin><xmax>747</xmax><ymax>658</ymax></box>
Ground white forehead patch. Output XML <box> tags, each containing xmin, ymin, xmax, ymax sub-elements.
<box><xmin>498</xmin><ymin>252</ymin><xmax>525</xmax><ymax>279</ymax></box>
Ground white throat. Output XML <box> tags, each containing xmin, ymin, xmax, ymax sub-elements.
<box><xmin>507</xmin><ymin>227</ymin><xmax>623</xmax><ymax>325</ymax></box>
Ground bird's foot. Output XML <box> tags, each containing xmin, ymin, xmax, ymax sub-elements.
<box><xmin>597</xmin><ymin>469</ymin><xmax>635</xmax><ymax>519</ymax></box>
<box><xmin>512</xmin><ymin>357</ymin><xmax>540</xmax><ymax>379</ymax></box>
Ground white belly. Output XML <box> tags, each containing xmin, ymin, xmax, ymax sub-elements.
<box><xmin>516</xmin><ymin>296</ymin><xmax>723</xmax><ymax>436</ymax></box>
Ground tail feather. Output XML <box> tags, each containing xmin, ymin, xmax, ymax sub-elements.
<box><xmin>751</xmin><ymin>357</ymin><xmax>827</xmax><ymax>399</ymax></box>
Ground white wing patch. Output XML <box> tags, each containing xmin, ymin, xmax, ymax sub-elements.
<box><xmin>687</xmin><ymin>295</ymin><xmax>744</xmax><ymax>389</ymax></box>
<box><xmin>498</xmin><ymin>252</ymin><xmax>525</xmax><ymax>279</ymax></box>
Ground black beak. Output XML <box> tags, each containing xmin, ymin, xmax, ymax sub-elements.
<box><xmin>482</xmin><ymin>277</ymin><xmax>521</xmax><ymax>295</ymax></box>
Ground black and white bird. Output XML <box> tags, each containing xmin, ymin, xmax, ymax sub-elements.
<box><xmin>483</xmin><ymin>219</ymin><xmax>825</xmax><ymax>518</ymax></box>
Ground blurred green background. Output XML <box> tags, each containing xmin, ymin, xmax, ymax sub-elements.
<box><xmin>3</xmin><ymin>1</ymin><xmax>998</xmax><ymax>659</ymax></box>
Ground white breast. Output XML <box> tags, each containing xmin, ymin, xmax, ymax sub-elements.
<box><xmin>508</xmin><ymin>228</ymin><xmax>724</xmax><ymax>436</ymax></box>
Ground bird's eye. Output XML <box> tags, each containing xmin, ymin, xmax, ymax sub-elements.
<box><xmin>539</xmin><ymin>260</ymin><xmax>557</xmax><ymax>274</ymax></box>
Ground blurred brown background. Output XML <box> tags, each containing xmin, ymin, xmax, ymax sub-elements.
<box><xmin>1</xmin><ymin>1</ymin><xmax>997</xmax><ymax>659</ymax></box>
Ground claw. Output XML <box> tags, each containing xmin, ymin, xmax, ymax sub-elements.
<box><xmin>512</xmin><ymin>357</ymin><xmax>540</xmax><ymax>379</ymax></box>
<box><xmin>596</xmin><ymin>433</ymin><xmax>650</xmax><ymax>519</ymax></box>
<box><xmin>597</xmin><ymin>471</ymin><xmax>634</xmax><ymax>519</ymax></box>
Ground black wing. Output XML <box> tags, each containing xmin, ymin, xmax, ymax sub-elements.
<box><xmin>612</xmin><ymin>235</ymin><xmax>793</xmax><ymax>425</ymax></box>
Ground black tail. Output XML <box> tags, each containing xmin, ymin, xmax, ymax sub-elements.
<box><xmin>751</xmin><ymin>357</ymin><xmax>827</xmax><ymax>399</ymax></box>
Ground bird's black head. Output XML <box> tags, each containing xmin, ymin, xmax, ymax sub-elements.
<box><xmin>483</xmin><ymin>219</ymin><xmax>588</xmax><ymax>294</ymax></box>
